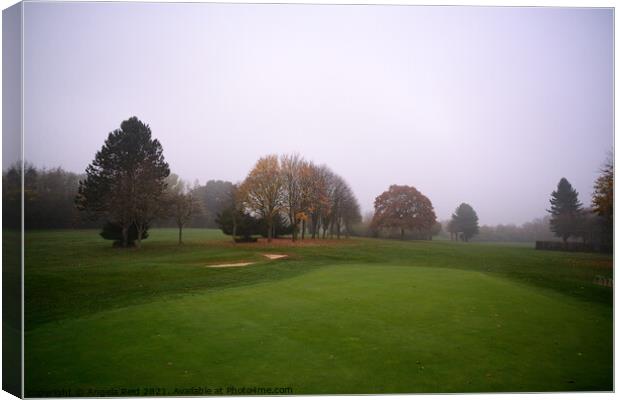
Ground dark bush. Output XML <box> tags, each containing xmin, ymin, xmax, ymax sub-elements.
<box><xmin>216</xmin><ymin>209</ymin><xmax>262</xmax><ymax>240</ymax></box>
<box><xmin>535</xmin><ymin>240</ymin><xmax>612</xmax><ymax>254</ymax></box>
<box><xmin>100</xmin><ymin>222</ymin><xmax>149</xmax><ymax>247</ymax></box>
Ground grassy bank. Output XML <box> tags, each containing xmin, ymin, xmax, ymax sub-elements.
<box><xmin>23</xmin><ymin>229</ymin><xmax>613</xmax><ymax>394</ymax></box>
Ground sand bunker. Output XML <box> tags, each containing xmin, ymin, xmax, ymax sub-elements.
<box><xmin>206</xmin><ymin>254</ymin><xmax>288</xmax><ymax>268</ymax></box>
<box><xmin>262</xmin><ymin>254</ymin><xmax>288</xmax><ymax>260</ymax></box>
<box><xmin>206</xmin><ymin>262</ymin><xmax>255</xmax><ymax>268</ymax></box>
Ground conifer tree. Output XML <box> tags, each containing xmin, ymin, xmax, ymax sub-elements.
<box><xmin>450</xmin><ymin>203</ymin><xmax>479</xmax><ymax>242</ymax></box>
<box><xmin>76</xmin><ymin>117</ymin><xmax>170</xmax><ymax>248</ymax></box>
<box><xmin>547</xmin><ymin>178</ymin><xmax>582</xmax><ymax>243</ymax></box>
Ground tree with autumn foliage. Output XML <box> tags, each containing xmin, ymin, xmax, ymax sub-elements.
<box><xmin>280</xmin><ymin>153</ymin><xmax>307</xmax><ymax>241</ymax></box>
<box><xmin>307</xmin><ymin>164</ymin><xmax>333</xmax><ymax>239</ymax></box>
<box><xmin>592</xmin><ymin>155</ymin><xmax>613</xmax><ymax>246</ymax></box>
<box><xmin>371</xmin><ymin>185</ymin><xmax>437</xmax><ymax>240</ymax></box>
<box><xmin>238</xmin><ymin>155</ymin><xmax>285</xmax><ymax>242</ymax></box>
<box><xmin>328</xmin><ymin>173</ymin><xmax>361</xmax><ymax>239</ymax></box>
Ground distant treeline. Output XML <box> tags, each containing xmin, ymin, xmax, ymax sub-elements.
<box><xmin>4</xmin><ymin>115</ymin><xmax>611</xmax><ymax>252</ymax></box>
<box><xmin>350</xmin><ymin>214</ymin><xmax>604</xmax><ymax>244</ymax></box>
<box><xmin>2</xmin><ymin>163</ymin><xmax>233</xmax><ymax>231</ymax></box>
<box><xmin>444</xmin><ymin>217</ymin><xmax>556</xmax><ymax>243</ymax></box>
<box><xmin>3</xmin><ymin>164</ymin><xmax>93</xmax><ymax>230</ymax></box>
<box><xmin>3</xmin><ymin>163</ymin><xmax>610</xmax><ymax>247</ymax></box>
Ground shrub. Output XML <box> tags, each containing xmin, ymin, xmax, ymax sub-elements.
<box><xmin>100</xmin><ymin>222</ymin><xmax>149</xmax><ymax>247</ymax></box>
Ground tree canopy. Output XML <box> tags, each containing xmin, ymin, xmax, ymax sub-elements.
<box><xmin>371</xmin><ymin>185</ymin><xmax>437</xmax><ymax>240</ymax></box>
<box><xmin>238</xmin><ymin>155</ymin><xmax>285</xmax><ymax>242</ymax></box>
<box><xmin>165</xmin><ymin>174</ymin><xmax>201</xmax><ymax>244</ymax></box>
<box><xmin>547</xmin><ymin>177</ymin><xmax>582</xmax><ymax>243</ymax></box>
<box><xmin>450</xmin><ymin>203</ymin><xmax>479</xmax><ymax>242</ymax></box>
<box><xmin>76</xmin><ymin>116</ymin><xmax>170</xmax><ymax>247</ymax></box>
<box><xmin>592</xmin><ymin>156</ymin><xmax>613</xmax><ymax>246</ymax></box>
<box><xmin>236</xmin><ymin>154</ymin><xmax>361</xmax><ymax>241</ymax></box>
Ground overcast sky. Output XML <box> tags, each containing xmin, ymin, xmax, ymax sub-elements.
<box><xmin>18</xmin><ymin>3</ymin><xmax>613</xmax><ymax>225</ymax></box>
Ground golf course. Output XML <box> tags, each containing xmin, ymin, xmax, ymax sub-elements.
<box><xmin>24</xmin><ymin>229</ymin><xmax>613</xmax><ymax>395</ymax></box>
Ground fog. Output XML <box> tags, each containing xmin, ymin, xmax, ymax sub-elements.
<box><xmin>15</xmin><ymin>3</ymin><xmax>613</xmax><ymax>225</ymax></box>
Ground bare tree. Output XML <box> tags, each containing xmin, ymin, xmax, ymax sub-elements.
<box><xmin>228</xmin><ymin>183</ymin><xmax>245</xmax><ymax>244</ymax></box>
<box><xmin>305</xmin><ymin>164</ymin><xmax>331</xmax><ymax>239</ymax></box>
<box><xmin>327</xmin><ymin>174</ymin><xmax>360</xmax><ymax>239</ymax></box>
<box><xmin>280</xmin><ymin>153</ymin><xmax>306</xmax><ymax>241</ymax></box>
<box><xmin>166</xmin><ymin>174</ymin><xmax>200</xmax><ymax>244</ymax></box>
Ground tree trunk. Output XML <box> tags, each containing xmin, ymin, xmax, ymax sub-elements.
<box><xmin>302</xmin><ymin>220</ymin><xmax>306</xmax><ymax>240</ymax></box>
<box><xmin>290</xmin><ymin>212</ymin><xmax>297</xmax><ymax>242</ymax></box>
<box><xmin>267</xmin><ymin>218</ymin><xmax>273</xmax><ymax>243</ymax></box>
<box><xmin>136</xmin><ymin>224</ymin><xmax>142</xmax><ymax>248</ymax></box>
<box><xmin>232</xmin><ymin>217</ymin><xmax>237</xmax><ymax>244</ymax></box>
<box><xmin>122</xmin><ymin>225</ymin><xmax>129</xmax><ymax>248</ymax></box>
<box><xmin>400</xmin><ymin>228</ymin><xmax>405</xmax><ymax>240</ymax></box>
<box><xmin>178</xmin><ymin>224</ymin><xmax>183</xmax><ymax>245</ymax></box>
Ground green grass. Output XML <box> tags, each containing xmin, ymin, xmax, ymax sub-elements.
<box><xmin>24</xmin><ymin>229</ymin><xmax>612</xmax><ymax>394</ymax></box>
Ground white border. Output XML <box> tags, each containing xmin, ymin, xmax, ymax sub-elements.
<box><xmin>0</xmin><ymin>1</ymin><xmax>616</xmax><ymax>400</ymax></box>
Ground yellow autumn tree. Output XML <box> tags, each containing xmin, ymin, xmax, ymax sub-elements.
<box><xmin>238</xmin><ymin>155</ymin><xmax>284</xmax><ymax>242</ymax></box>
<box><xmin>592</xmin><ymin>154</ymin><xmax>613</xmax><ymax>245</ymax></box>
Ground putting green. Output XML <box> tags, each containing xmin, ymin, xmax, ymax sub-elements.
<box><xmin>25</xmin><ymin>264</ymin><xmax>612</xmax><ymax>394</ymax></box>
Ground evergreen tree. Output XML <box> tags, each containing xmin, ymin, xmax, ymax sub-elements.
<box><xmin>76</xmin><ymin>117</ymin><xmax>170</xmax><ymax>248</ymax></box>
<box><xmin>547</xmin><ymin>177</ymin><xmax>582</xmax><ymax>243</ymax></box>
<box><xmin>450</xmin><ymin>203</ymin><xmax>479</xmax><ymax>242</ymax></box>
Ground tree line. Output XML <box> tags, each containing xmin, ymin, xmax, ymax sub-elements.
<box><xmin>545</xmin><ymin>161</ymin><xmax>613</xmax><ymax>248</ymax></box>
<box><xmin>4</xmin><ymin>116</ymin><xmax>612</xmax><ymax>249</ymax></box>
<box><xmin>359</xmin><ymin>185</ymin><xmax>480</xmax><ymax>242</ymax></box>
<box><xmin>218</xmin><ymin>154</ymin><xmax>362</xmax><ymax>243</ymax></box>
<box><xmin>2</xmin><ymin>164</ymin><xmax>236</xmax><ymax>231</ymax></box>
<box><xmin>455</xmin><ymin>216</ymin><xmax>555</xmax><ymax>243</ymax></box>
<box><xmin>3</xmin><ymin>117</ymin><xmax>363</xmax><ymax>247</ymax></box>
<box><xmin>3</xmin><ymin>164</ymin><xmax>96</xmax><ymax>230</ymax></box>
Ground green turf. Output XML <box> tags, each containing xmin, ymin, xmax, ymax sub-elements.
<box><xmin>23</xmin><ymin>229</ymin><xmax>612</xmax><ymax>394</ymax></box>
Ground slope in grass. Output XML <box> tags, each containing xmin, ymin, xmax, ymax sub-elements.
<box><xmin>25</xmin><ymin>264</ymin><xmax>612</xmax><ymax>395</ymax></box>
<box><xmin>24</xmin><ymin>229</ymin><xmax>612</xmax><ymax>331</ymax></box>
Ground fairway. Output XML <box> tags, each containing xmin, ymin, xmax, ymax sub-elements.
<box><xmin>24</xmin><ymin>229</ymin><xmax>613</xmax><ymax>395</ymax></box>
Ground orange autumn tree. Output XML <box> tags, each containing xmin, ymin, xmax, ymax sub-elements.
<box><xmin>238</xmin><ymin>155</ymin><xmax>285</xmax><ymax>242</ymax></box>
<box><xmin>371</xmin><ymin>184</ymin><xmax>437</xmax><ymax>240</ymax></box>
<box><xmin>592</xmin><ymin>154</ymin><xmax>613</xmax><ymax>246</ymax></box>
<box><xmin>235</xmin><ymin>154</ymin><xmax>362</xmax><ymax>242</ymax></box>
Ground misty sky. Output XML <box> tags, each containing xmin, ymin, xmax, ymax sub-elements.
<box><xmin>18</xmin><ymin>3</ymin><xmax>613</xmax><ymax>225</ymax></box>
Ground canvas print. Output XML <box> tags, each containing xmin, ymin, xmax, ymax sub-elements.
<box><xmin>2</xmin><ymin>1</ymin><xmax>614</xmax><ymax>397</ymax></box>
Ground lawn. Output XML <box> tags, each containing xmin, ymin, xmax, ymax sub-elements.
<box><xmin>23</xmin><ymin>229</ymin><xmax>613</xmax><ymax>395</ymax></box>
